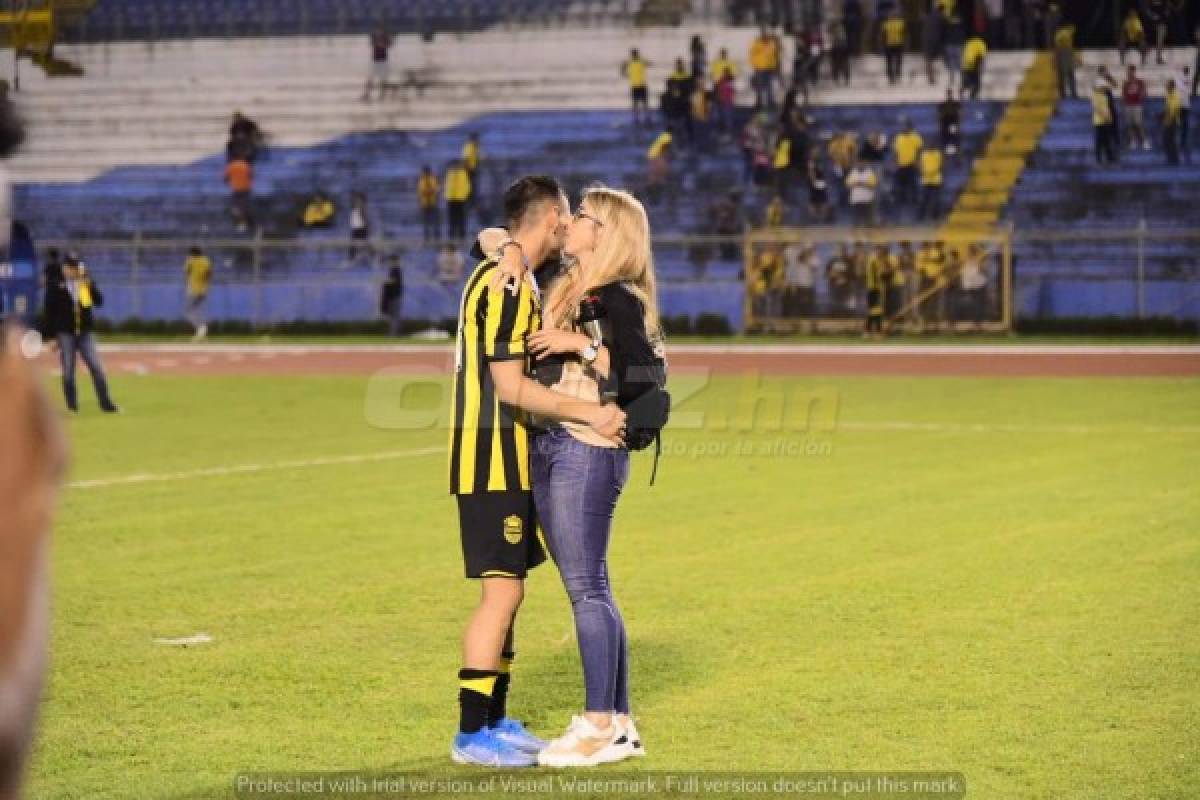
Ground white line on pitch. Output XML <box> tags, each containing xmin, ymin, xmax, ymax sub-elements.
<box><xmin>67</xmin><ymin>446</ymin><xmax>445</xmax><ymax>491</ymax></box>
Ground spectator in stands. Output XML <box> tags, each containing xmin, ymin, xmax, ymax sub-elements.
<box><xmin>1120</xmin><ymin>9</ymin><xmax>1148</xmax><ymax>67</ymax></box>
<box><xmin>690</xmin><ymin>82</ymin><xmax>713</xmax><ymax>151</ymax></box>
<box><xmin>362</xmin><ymin>26</ymin><xmax>393</xmax><ymax>102</ymax></box>
<box><xmin>1143</xmin><ymin>0</ymin><xmax>1169</xmax><ymax>66</ymax></box>
<box><xmin>923</xmin><ymin>8</ymin><xmax>943</xmax><ymax>85</ymax></box>
<box><xmin>846</xmin><ymin>158</ymin><xmax>878</xmax><ymax>227</ymax></box>
<box><xmin>882</xmin><ymin>10</ymin><xmax>906</xmax><ymax>86</ymax></box>
<box><xmin>647</xmin><ymin>131</ymin><xmax>674</xmax><ymax>193</ymax></box>
<box><xmin>919</xmin><ymin>144</ymin><xmax>944</xmax><ymax>220</ymax></box>
<box><xmin>418</xmin><ymin>165</ymin><xmax>440</xmax><ymax>243</ymax></box>
<box><xmin>828</xmin><ymin>129</ymin><xmax>858</xmax><ymax>205</ymax></box>
<box><xmin>710</xmin><ymin>190</ymin><xmax>744</xmax><ymax>260</ymax></box>
<box><xmin>843</xmin><ymin>0</ymin><xmax>865</xmax><ymax>56</ymax></box>
<box><xmin>1163</xmin><ymin>79</ymin><xmax>1184</xmax><ymax>166</ymax></box>
<box><xmin>711</xmin><ymin>48</ymin><xmax>736</xmax><ymax>85</ymax></box>
<box><xmin>462</xmin><ymin>133</ymin><xmax>481</xmax><ymax>208</ymax></box>
<box><xmin>765</xmin><ymin>194</ymin><xmax>785</xmax><ymax>227</ymax></box>
<box><xmin>223</xmin><ymin>156</ymin><xmax>254</xmax><ymax>233</ymax></box>
<box><xmin>939</xmin><ymin>88</ymin><xmax>963</xmax><ymax>155</ymax></box>
<box><xmin>42</xmin><ymin>254</ymin><xmax>118</xmax><ymax>413</ymax></box>
<box><xmin>942</xmin><ymin>9</ymin><xmax>966</xmax><ymax>89</ymax></box>
<box><xmin>690</xmin><ymin>35</ymin><xmax>707</xmax><ymax>81</ymax></box>
<box><xmin>894</xmin><ymin>240</ymin><xmax>917</xmax><ymax>323</ymax></box>
<box><xmin>742</xmin><ymin>115</ymin><xmax>769</xmax><ymax>184</ymax></box>
<box><xmin>826</xmin><ymin>243</ymin><xmax>855</xmax><ymax>314</ymax></box>
<box><xmin>1122</xmin><ymin>66</ymin><xmax>1150</xmax><ymax>151</ymax></box>
<box><xmin>961</xmin><ymin>34</ymin><xmax>987</xmax><ymax>100</ymax></box>
<box><xmin>1044</xmin><ymin>2</ymin><xmax>1061</xmax><ymax>49</ymax></box>
<box><xmin>436</xmin><ymin>243</ymin><xmax>465</xmax><ymax>288</ymax></box>
<box><xmin>349</xmin><ymin>192</ymin><xmax>370</xmax><ymax>261</ymax></box>
<box><xmin>749</xmin><ymin>26</ymin><xmax>781</xmax><ymax>109</ymax></box>
<box><xmin>1023</xmin><ymin>0</ymin><xmax>1047</xmax><ymax>51</ymax></box>
<box><xmin>184</xmin><ymin>246</ymin><xmax>212</xmax><ymax>341</ymax></box>
<box><xmin>380</xmin><ymin>260</ymin><xmax>404</xmax><ymax>337</ymax></box>
<box><xmin>662</xmin><ymin>80</ymin><xmax>690</xmax><ymax>142</ymax></box>
<box><xmin>714</xmin><ymin>67</ymin><xmax>737</xmax><ymax>137</ymax></box>
<box><xmin>893</xmin><ymin>119</ymin><xmax>923</xmax><ymax>216</ymax></box>
<box><xmin>808</xmin><ymin>156</ymin><xmax>832</xmax><ymax>222</ymax></box>
<box><xmin>1053</xmin><ymin>22</ymin><xmax>1078</xmax><ymax>99</ymax></box>
<box><xmin>772</xmin><ymin>133</ymin><xmax>793</xmax><ymax>201</ymax></box>
<box><xmin>1193</xmin><ymin>25</ymin><xmax>1200</xmax><ymax>97</ymax></box>
<box><xmin>956</xmin><ymin>243</ymin><xmax>989</xmax><ymax>328</ymax></box>
<box><xmin>1093</xmin><ymin>68</ymin><xmax>1120</xmax><ymax>164</ymax></box>
<box><xmin>1175</xmin><ymin>66</ymin><xmax>1193</xmax><ymax>163</ymax></box>
<box><xmin>860</xmin><ymin>130</ymin><xmax>888</xmax><ymax>165</ymax></box>
<box><xmin>1003</xmin><ymin>0</ymin><xmax>1023</xmax><ymax>48</ymax></box>
<box><xmin>864</xmin><ymin>244</ymin><xmax>888</xmax><ymax>338</ymax></box>
<box><xmin>751</xmin><ymin>246</ymin><xmax>784</xmax><ymax>328</ymax></box>
<box><xmin>830</xmin><ymin>19</ymin><xmax>852</xmax><ymax>85</ymax></box>
<box><xmin>668</xmin><ymin>57</ymin><xmax>694</xmax><ymax>98</ymax></box>
<box><xmin>301</xmin><ymin>191</ymin><xmax>335</xmax><ymax>228</ymax></box>
<box><xmin>227</xmin><ymin>111</ymin><xmax>263</xmax><ymax>162</ymax></box>
<box><xmin>917</xmin><ymin>240</ymin><xmax>946</xmax><ymax>330</ymax></box>
<box><xmin>982</xmin><ymin>0</ymin><xmax>1005</xmax><ymax>48</ymax></box>
<box><xmin>444</xmin><ymin>160</ymin><xmax>471</xmax><ymax>240</ymax></box>
<box><xmin>783</xmin><ymin>243</ymin><xmax>818</xmax><ymax>317</ymax></box>
<box><xmin>623</xmin><ymin>49</ymin><xmax>651</xmax><ymax>127</ymax></box>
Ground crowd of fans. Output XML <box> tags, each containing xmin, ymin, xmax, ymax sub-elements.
<box><xmin>748</xmin><ymin>237</ymin><xmax>1002</xmax><ymax>335</ymax></box>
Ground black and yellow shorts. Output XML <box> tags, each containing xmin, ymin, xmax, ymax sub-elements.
<box><xmin>455</xmin><ymin>490</ymin><xmax>547</xmax><ymax>579</ymax></box>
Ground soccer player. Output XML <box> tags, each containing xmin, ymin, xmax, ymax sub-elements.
<box><xmin>184</xmin><ymin>246</ymin><xmax>212</xmax><ymax>340</ymax></box>
<box><xmin>448</xmin><ymin>176</ymin><xmax>625</xmax><ymax>767</ymax></box>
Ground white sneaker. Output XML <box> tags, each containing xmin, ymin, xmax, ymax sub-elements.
<box><xmin>536</xmin><ymin>715</ymin><xmax>630</xmax><ymax>767</ymax></box>
<box><xmin>615</xmin><ymin>714</ymin><xmax>646</xmax><ymax>758</ymax></box>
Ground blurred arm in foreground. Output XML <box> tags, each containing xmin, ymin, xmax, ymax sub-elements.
<box><xmin>0</xmin><ymin>326</ymin><xmax>66</xmax><ymax>800</ymax></box>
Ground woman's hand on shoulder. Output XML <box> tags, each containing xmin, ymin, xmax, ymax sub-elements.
<box><xmin>528</xmin><ymin>329</ymin><xmax>590</xmax><ymax>358</ymax></box>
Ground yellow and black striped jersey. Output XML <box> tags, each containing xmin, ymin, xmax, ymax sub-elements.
<box><xmin>448</xmin><ymin>258</ymin><xmax>542</xmax><ymax>495</ymax></box>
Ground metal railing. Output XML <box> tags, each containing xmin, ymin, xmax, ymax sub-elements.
<box><xmin>26</xmin><ymin>227</ymin><xmax>1200</xmax><ymax>329</ymax></box>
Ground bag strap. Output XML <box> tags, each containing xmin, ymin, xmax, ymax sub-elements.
<box><xmin>649</xmin><ymin>432</ymin><xmax>661</xmax><ymax>487</ymax></box>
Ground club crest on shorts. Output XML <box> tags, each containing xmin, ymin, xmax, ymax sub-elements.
<box><xmin>502</xmin><ymin>514</ymin><xmax>524</xmax><ymax>544</ymax></box>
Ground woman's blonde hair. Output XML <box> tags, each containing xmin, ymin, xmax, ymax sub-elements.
<box><xmin>544</xmin><ymin>185</ymin><xmax>661</xmax><ymax>339</ymax></box>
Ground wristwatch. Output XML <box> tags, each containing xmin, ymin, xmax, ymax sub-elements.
<box><xmin>580</xmin><ymin>338</ymin><xmax>601</xmax><ymax>365</ymax></box>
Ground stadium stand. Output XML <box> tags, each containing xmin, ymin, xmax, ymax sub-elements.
<box><xmin>5</xmin><ymin>6</ymin><xmax>1197</xmax><ymax>327</ymax></box>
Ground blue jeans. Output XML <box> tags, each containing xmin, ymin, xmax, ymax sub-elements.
<box><xmin>57</xmin><ymin>332</ymin><xmax>114</xmax><ymax>411</ymax></box>
<box><xmin>531</xmin><ymin>427</ymin><xmax>631</xmax><ymax>714</ymax></box>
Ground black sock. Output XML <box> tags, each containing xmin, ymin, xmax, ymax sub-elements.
<box><xmin>488</xmin><ymin>651</ymin><xmax>515</xmax><ymax>727</ymax></box>
<box><xmin>458</xmin><ymin>668</ymin><xmax>498</xmax><ymax>734</ymax></box>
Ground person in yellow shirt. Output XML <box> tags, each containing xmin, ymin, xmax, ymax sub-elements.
<box><xmin>184</xmin><ymin>246</ymin><xmax>212</xmax><ymax>340</ymax></box>
<box><xmin>1120</xmin><ymin>10</ymin><xmax>1147</xmax><ymax>66</ymax></box>
<box><xmin>444</xmin><ymin>160</ymin><xmax>472</xmax><ymax>240</ymax></box>
<box><xmin>1053</xmin><ymin>24</ymin><xmax>1077</xmax><ymax>99</ymax></box>
<box><xmin>917</xmin><ymin>240</ymin><xmax>947</xmax><ymax>330</ymax></box>
<box><xmin>749</xmin><ymin>26</ymin><xmax>780</xmax><ymax>109</ymax></box>
<box><xmin>647</xmin><ymin>131</ymin><xmax>673</xmax><ymax>190</ymax></box>
<box><xmin>752</xmin><ymin>246</ymin><xmax>784</xmax><ymax>328</ymax></box>
<box><xmin>961</xmin><ymin>35</ymin><xmax>987</xmax><ymax>99</ymax></box>
<box><xmin>461</xmin><ymin>133</ymin><xmax>481</xmax><ymax>200</ymax></box>
<box><xmin>918</xmin><ymin>147</ymin><xmax>944</xmax><ymax>220</ymax></box>
<box><xmin>1163</xmin><ymin>80</ymin><xmax>1184</xmax><ymax>165</ymax></box>
<box><xmin>710</xmin><ymin>48</ymin><xmax>736</xmax><ymax>83</ymax></box>
<box><xmin>765</xmin><ymin>194</ymin><xmax>784</xmax><ymax>228</ymax></box>
<box><xmin>772</xmin><ymin>135</ymin><xmax>791</xmax><ymax>199</ymax></box>
<box><xmin>864</xmin><ymin>245</ymin><xmax>890</xmax><ymax>338</ymax></box>
<box><xmin>417</xmin><ymin>164</ymin><xmax>440</xmax><ymax>242</ymax></box>
<box><xmin>892</xmin><ymin>119</ymin><xmax>924</xmax><ymax>212</ymax></box>
<box><xmin>882</xmin><ymin>12</ymin><xmax>906</xmax><ymax>85</ymax></box>
<box><xmin>623</xmin><ymin>48</ymin><xmax>650</xmax><ymax>126</ymax></box>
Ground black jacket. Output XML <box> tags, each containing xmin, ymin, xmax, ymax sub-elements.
<box><xmin>42</xmin><ymin>276</ymin><xmax>104</xmax><ymax>338</ymax></box>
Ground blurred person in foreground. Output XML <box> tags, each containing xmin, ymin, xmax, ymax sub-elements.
<box><xmin>0</xmin><ymin>325</ymin><xmax>66</xmax><ymax>800</ymax></box>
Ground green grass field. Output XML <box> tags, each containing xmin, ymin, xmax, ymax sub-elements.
<box><xmin>30</xmin><ymin>370</ymin><xmax>1200</xmax><ymax>799</ymax></box>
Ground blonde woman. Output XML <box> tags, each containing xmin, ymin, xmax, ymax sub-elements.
<box><xmin>520</xmin><ymin>187</ymin><xmax>664</xmax><ymax>767</ymax></box>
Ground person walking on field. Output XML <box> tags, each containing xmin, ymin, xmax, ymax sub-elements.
<box><xmin>184</xmin><ymin>246</ymin><xmax>212</xmax><ymax>340</ymax></box>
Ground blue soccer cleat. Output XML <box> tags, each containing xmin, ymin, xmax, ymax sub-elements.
<box><xmin>489</xmin><ymin>717</ymin><xmax>547</xmax><ymax>754</ymax></box>
<box><xmin>450</xmin><ymin>728</ymin><xmax>537</xmax><ymax>767</ymax></box>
